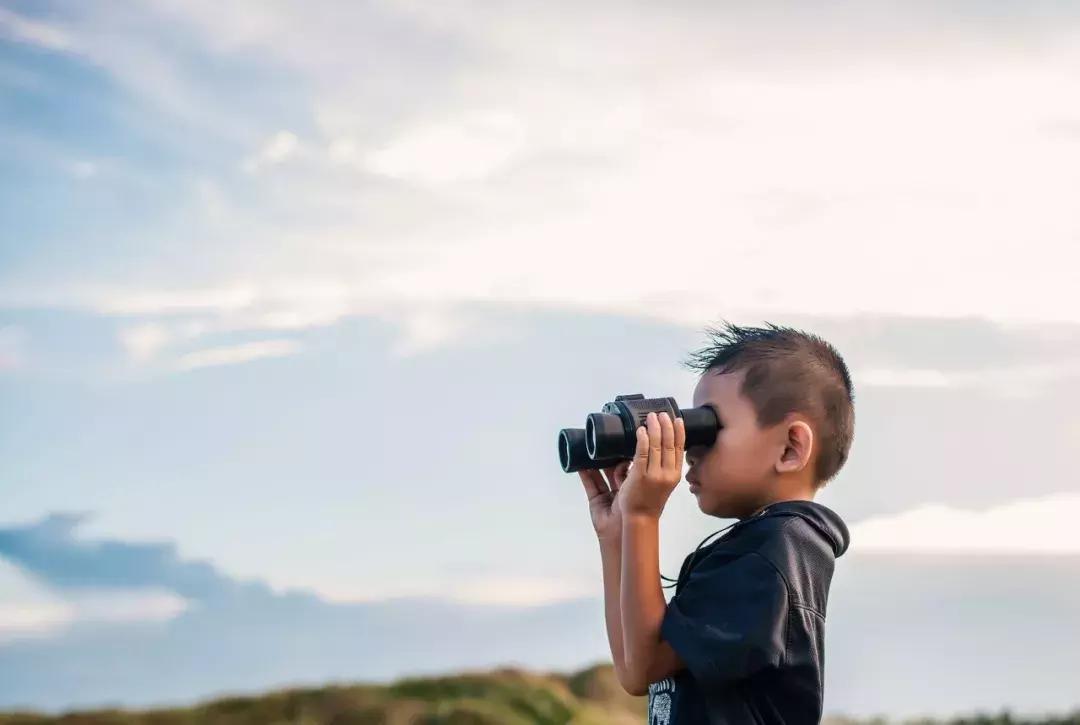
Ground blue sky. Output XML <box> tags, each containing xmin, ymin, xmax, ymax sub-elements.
<box><xmin>2</xmin><ymin>0</ymin><xmax>1080</xmax><ymax>718</ymax></box>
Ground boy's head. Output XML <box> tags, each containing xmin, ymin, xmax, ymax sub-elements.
<box><xmin>681</xmin><ymin>321</ymin><xmax>854</xmax><ymax>519</ymax></box>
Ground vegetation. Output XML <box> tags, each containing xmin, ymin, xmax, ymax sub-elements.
<box><xmin>0</xmin><ymin>664</ymin><xmax>644</xmax><ymax>725</ymax></box>
<box><xmin>1</xmin><ymin>665</ymin><xmax>1076</xmax><ymax>724</ymax></box>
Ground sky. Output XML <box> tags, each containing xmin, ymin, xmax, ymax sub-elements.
<box><xmin>1</xmin><ymin>0</ymin><xmax>1079</xmax><ymax>718</ymax></box>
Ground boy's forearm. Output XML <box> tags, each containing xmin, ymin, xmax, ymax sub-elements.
<box><xmin>619</xmin><ymin>514</ymin><xmax>667</xmax><ymax>693</ymax></box>
<box><xmin>599</xmin><ymin>537</ymin><xmax>629</xmax><ymax>683</ymax></box>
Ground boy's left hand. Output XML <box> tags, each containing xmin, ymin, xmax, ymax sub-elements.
<box><xmin>617</xmin><ymin>411</ymin><xmax>686</xmax><ymax>519</ymax></box>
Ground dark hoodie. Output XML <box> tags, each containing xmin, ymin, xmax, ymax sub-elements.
<box><xmin>649</xmin><ymin>500</ymin><xmax>850</xmax><ymax>725</ymax></box>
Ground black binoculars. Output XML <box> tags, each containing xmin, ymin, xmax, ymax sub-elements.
<box><xmin>558</xmin><ymin>393</ymin><xmax>720</xmax><ymax>473</ymax></box>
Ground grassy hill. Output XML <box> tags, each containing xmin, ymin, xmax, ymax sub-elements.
<box><xmin>1</xmin><ymin>664</ymin><xmax>1077</xmax><ymax>724</ymax></box>
<box><xmin>0</xmin><ymin>663</ymin><xmax>646</xmax><ymax>725</ymax></box>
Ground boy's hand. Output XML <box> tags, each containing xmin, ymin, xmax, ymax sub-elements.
<box><xmin>617</xmin><ymin>411</ymin><xmax>686</xmax><ymax>519</ymax></box>
<box><xmin>579</xmin><ymin>461</ymin><xmax>632</xmax><ymax>544</ymax></box>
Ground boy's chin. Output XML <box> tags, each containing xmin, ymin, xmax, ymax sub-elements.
<box><xmin>693</xmin><ymin>491</ymin><xmax>730</xmax><ymax>517</ymax></box>
<box><xmin>695</xmin><ymin>490</ymin><xmax>741</xmax><ymax>519</ymax></box>
<box><xmin>701</xmin><ymin>501</ymin><xmax>738</xmax><ymax>518</ymax></box>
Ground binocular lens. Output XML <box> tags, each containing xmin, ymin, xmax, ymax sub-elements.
<box><xmin>558</xmin><ymin>394</ymin><xmax>720</xmax><ymax>474</ymax></box>
<box><xmin>559</xmin><ymin>427</ymin><xmax>621</xmax><ymax>473</ymax></box>
<box><xmin>558</xmin><ymin>429</ymin><xmax>577</xmax><ymax>472</ymax></box>
<box><xmin>585</xmin><ymin>412</ymin><xmax>625</xmax><ymax>460</ymax></box>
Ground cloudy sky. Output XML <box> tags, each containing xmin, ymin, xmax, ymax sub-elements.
<box><xmin>1</xmin><ymin>0</ymin><xmax>1079</xmax><ymax>718</ymax></box>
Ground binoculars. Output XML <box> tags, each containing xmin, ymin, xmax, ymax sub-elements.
<box><xmin>558</xmin><ymin>393</ymin><xmax>720</xmax><ymax>473</ymax></box>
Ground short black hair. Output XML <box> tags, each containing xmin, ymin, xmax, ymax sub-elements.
<box><xmin>680</xmin><ymin>320</ymin><xmax>855</xmax><ymax>487</ymax></box>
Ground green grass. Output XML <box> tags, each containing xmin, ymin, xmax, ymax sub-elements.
<box><xmin>0</xmin><ymin>663</ymin><xmax>644</xmax><ymax>725</ymax></box>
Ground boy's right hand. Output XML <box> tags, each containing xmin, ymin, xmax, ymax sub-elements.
<box><xmin>579</xmin><ymin>461</ymin><xmax>632</xmax><ymax>544</ymax></box>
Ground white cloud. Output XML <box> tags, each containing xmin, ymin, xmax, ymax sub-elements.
<box><xmin>290</xmin><ymin>572</ymin><xmax>598</xmax><ymax>607</ymax></box>
<box><xmin>856</xmin><ymin>360</ymin><xmax>1080</xmax><ymax>396</ymax></box>
<box><xmin>366</xmin><ymin>110</ymin><xmax>527</xmax><ymax>185</ymax></box>
<box><xmin>850</xmin><ymin>492</ymin><xmax>1080</xmax><ymax>555</ymax></box>
<box><xmin>173</xmin><ymin>339</ymin><xmax>303</xmax><ymax>371</ymax></box>
<box><xmin>6</xmin><ymin>1</ymin><xmax>1080</xmax><ymax>361</ymax></box>
<box><xmin>118</xmin><ymin>323</ymin><xmax>171</xmax><ymax>363</ymax></box>
<box><xmin>0</xmin><ymin>590</ymin><xmax>189</xmax><ymax>641</ymax></box>
<box><xmin>445</xmin><ymin>574</ymin><xmax>596</xmax><ymax>606</ymax></box>
<box><xmin>70</xmin><ymin>588</ymin><xmax>189</xmax><ymax>624</ymax></box>
<box><xmin>0</xmin><ymin>7</ymin><xmax>72</xmax><ymax>51</ymax></box>
<box><xmin>385</xmin><ymin>305</ymin><xmax>475</xmax><ymax>359</ymax></box>
<box><xmin>0</xmin><ymin>561</ymin><xmax>188</xmax><ymax>641</ymax></box>
<box><xmin>242</xmin><ymin>130</ymin><xmax>299</xmax><ymax>173</ymax></box>
<box><xmin>91</xmin><ymin>285</ymin><xmax>260</xmax><ymax>315</ymax></box>
<box><xmin>99</xmin><ymin>59</ymin><xmax>1080</xmax><ymax>336</ymax></box>
<box><xmin>326</xmin><ymin>136</ymin><xmax>358</xmax><ymax>164</ymax></box>
<box><xmin>0</xmin><ymin>603</ymin><xmax>72</xmax><ymax>640</ymax></box>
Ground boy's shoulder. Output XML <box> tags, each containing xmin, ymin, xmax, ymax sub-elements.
<box><xmin>756</xmin><ymin>501</ymin><xmax>849</xmax><ymax>611</ymax></box>
<box><xmin>737</xmin><ymin>508</ymin><xmax>834</xmax><ymax>553</ymax></box>
<box><xmin>694</xmin><ymin>500</ymin><xmax>849</xmax><ymax>612</ymax></box>
<box><xmin>738</xmin><ymin>500</ymin><xmax>848</xmax><ymax>555</ymax></box>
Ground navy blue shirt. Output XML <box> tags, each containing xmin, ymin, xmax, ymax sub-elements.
<box><xmin>648</xmin><ymin>500</ymin><xmax>850</xmax><ymax>724</ymax></box>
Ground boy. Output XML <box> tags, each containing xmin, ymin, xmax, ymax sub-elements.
<box><xmin>579</xmin><ymin>321</ymin><xmax>854</xmax><ymax>724</ymax></box>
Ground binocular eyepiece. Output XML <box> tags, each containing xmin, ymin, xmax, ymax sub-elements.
<box><xmin>558</xmin><ymin>393</ymin><xmax>720</xmax><ymax>473</ymax></box>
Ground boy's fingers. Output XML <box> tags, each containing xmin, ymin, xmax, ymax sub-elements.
<box><xmin>601</xmin><ymin>465</ymin><xmax>618</xmax><ymax>492</ymax></box>
<box><xmin>646</xmin><ymin>412</ymin><xmax>663</xmax><ymax>479</ymax></box>
<box><xmin>659</xmin><ymin>411</ymin><xmax>676</xmax><ymax>472</ymax></box>
<box><xmin>674</xmin><ymin>417</ymin><xmax>686</xmax><ymax>475</ymax></box>
<box><xmin>578</xmin><ymin>469</ymin><xmax>609</xmax><ymax>500</ymax></box>
<box><xmin>633</xmin><ymin>424</ymin><xmax>650</xmax><ymax>470</ymax></box>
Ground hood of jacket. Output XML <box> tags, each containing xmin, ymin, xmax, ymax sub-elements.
<box><xmin>741</xmin><ymin>499</ymin><xmax>851</xmax><ymax>558</ymax></box>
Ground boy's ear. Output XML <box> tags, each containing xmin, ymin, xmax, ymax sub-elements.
<box><xmin>775</xmin><ymin>417</ymin><xmax>814</xmax><ymax>475</ymax></box>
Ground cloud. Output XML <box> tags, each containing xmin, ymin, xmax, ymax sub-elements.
<box><xmin>385</xmin><ymin>305</ymin><xmax>479</xmax><ymax>358</ymax></box>
<box><xmin>120</xmin><ymin>322</ymin><xmax>311</xmax><ymax>372</ymax></box>
<box><xmin>0</xmin><ymin>513</ymin><xmax>614</xmax><ymax>709</ymax></box>
<box><xmin>90</xmin><ymin>286</ymin><xmax>261</xmax><ymax>316</ymax></box>
<box><xmin>0</xmin><ymin>591</ymin><xmax>188</xmax><ymax>642</ymax></box>
<box><xmin>855</xmin><ymin>359</ymin><xmax>1080</xmax><ymax>397</ymax></box>
<box><xmin>444</xmin><ymin>574</ymin><xmax>595</xmax><ymax>606</ymax></box>
<box><xmin>4</xmin><ymin>0</ymin><xmax>1080</xmax><ymax>354</ymax></box>
<box><xmin>0</xmin><ymin>513</ymin><xmax>594</xmax><ymax>613</ymax></box>
<box><xmin>0</xmin><ymin>513</ymin><xmax>271</xmax><ymax>602</ymax></box>
<box><xmin>0</xmin><ymin>602</ymin><xmax>72</xmax><ymax>640</ymax></box>
<box><xmin>118</xmin><ymin>323</ymin><xmax>171</xmax><ymax>363</ymax></box>
<box><xmin>242</xmin><ymin>130</ymin><xmax>299</xmax><ymax>173</ymax></box>
<box><xmin>172</xmin><ymin>339</ymin><xmax>302</xmax><ymax>371</ymax></box>
<box><xmin>365</xmin><ymin>110</ymin><xmax>528</xmax><ymax>185</ymax></box>
<box><xmin>0</xmin><ymin>7</ymin><xmax>73</xmax><ymax>51</ymax></box>
<box><xmin>849</xmin><ymin>492</ymin><xmax>1080</xmax><ymax>555</ymax></box>
<box><xmin>0</xmin><ymin>1</ymin><xmax>1079</xmax><ymax>390</ymax></box>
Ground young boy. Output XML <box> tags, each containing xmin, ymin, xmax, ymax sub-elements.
<box><xmin>579</xmin><ymin>321</ymin><xmax>854</xmax><ymax>724</ymax></box>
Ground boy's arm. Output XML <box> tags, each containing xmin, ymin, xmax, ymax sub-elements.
<box><xmin>580</xmin><ymin>463</ymin><xmax>635</xmax><ymax>689</ymax></box>
<box><xmin>619</xmin><ymin>513</ymin><xmax>687</xmax><ymax>695</ymax></box>
<box><xmin>598</xmin><ymin>537</ymin><xmax>630</xmax><ymax>686</ymax></box>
